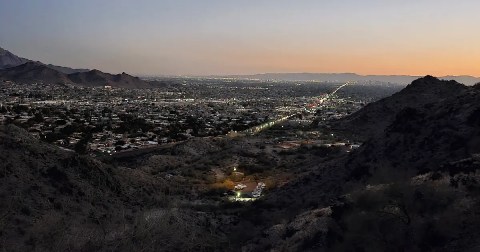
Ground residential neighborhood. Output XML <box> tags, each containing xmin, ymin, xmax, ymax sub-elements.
<box><xmin>0</xmin><ymin>78</ymin><xmax>370</xmax><ymax>156</ymax></box>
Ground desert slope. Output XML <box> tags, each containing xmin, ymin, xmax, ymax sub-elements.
<box><xmin>244</xmin><ymin>76</ymin><xmax>480</xmax><ymax>251</ymax></box>
<box><xmin>333</xmin><ymin>76</ymin><xmax>468</xmax><ymax>139</ymax></box>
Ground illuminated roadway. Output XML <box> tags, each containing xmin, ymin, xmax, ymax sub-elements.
<box><xmin>240</xmin><ymin>81</ymin><xmax>353</xmax><ymax>136</ymax></box>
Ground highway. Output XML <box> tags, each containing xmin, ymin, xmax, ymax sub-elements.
<box><xmin>241</xmin><ymin>81</ymin><xmax>352</xmax><ymax>135</ymax></box>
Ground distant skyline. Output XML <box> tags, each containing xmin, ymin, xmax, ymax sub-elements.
<box><xmin>1</xmin><ymin>0</ymin><xmax>479</xmax><ymax>76</ymax></box>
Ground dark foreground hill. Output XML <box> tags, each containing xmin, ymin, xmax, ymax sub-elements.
<box><xmin>346</xmin><ymin>78</ymin><xmax>480</xmax><ymax>180</ymax></box>
<box><xmin>333</xmin><ymin>76</ymin><xmax>469</xmax><ymax>139</ymax></box>
<box><xmin>0</xmin><ymin>62</ymin><xmax>154</xmax><ymax>88</ymax></box>
<box><xmin>243</xmin><ymin>77</ymin><xmax>480</xmax><ymax>251</ymax></box>
<box><xmin>0</xmin><ymin>125</ymin><xmax>151</xmax><ymax>250</ymax></box>
<box><xmin>0</xmin><ymin>125</ymin><xmax>226</xmax><ymax>251</ymax></box>
<box><xmin>2</xmin><ymin>76</ymin><xmax>480</xmax><ymax>251</ymax></box>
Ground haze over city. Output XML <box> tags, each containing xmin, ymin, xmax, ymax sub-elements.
<box><xmin>1</xmin><ymin>0</ymin><xmax>479</xmax><ymax>76</ymax></box>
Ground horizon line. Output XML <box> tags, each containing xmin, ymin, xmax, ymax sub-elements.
<box><xmin>134</xmin><ymin>72</ymin><xmax>480</xmax><ymax>79</ymax></box>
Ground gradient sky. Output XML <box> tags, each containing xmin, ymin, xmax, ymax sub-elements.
<box><xmin>1</xmin><ymin>0</ymin><xmax>479</xmax><ymax>76</ymax></box>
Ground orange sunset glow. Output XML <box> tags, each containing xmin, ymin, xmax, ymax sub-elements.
<box><xmin>1</xmin><ymin>0</ymin><xmax>479</xmax><ymax>76</ymax></box>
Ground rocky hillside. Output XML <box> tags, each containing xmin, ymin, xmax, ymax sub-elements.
<box><xmin>0</xmin><ymin>125</ymin><xmax>226</xmax><ymax>251</ymax></box>
<box><xmin>0</xmin><ymin>125</ymin><xmax>125</xmax><ymax>250</ymax></box>
<box><xmin>337</xmin><ymin>76</ymin><xmax>480</xmax><ymax>179</ymax></box>
<box><xmin>333</xmin><ymin>76</ymin><xmax>468</xmax><ymax>140</ymax></box>
<box><xmin>243</xmin><ymin>76</ymin><xmax>480</xmax><ymax>251</ymax></box>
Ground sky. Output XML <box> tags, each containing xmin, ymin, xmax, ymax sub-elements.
<box><xmin>1</xmin><ymin>0</ymin><xmax>479</xmax><ymax>76</ymax></box>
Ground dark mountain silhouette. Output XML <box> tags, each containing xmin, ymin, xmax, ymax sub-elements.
<box><xmin>0</xmin><ymin>61</ymin><xmax>72</xmax><ymax>84</ymax></box>
<box><xmin>46</xmin><ymin>63</ymin><xmax>89</xmax><ymax>74</ymax></box>
<box><xmin>344</xmin><ymin>76</ymin><xmax>480</xmax><ymax>179</ymax></box>
<box><xmin>0</xmin><ymin>47</ymin><xmax>88</xmax><ymax>74</ymax></box>
<box><xmin>0</xmin><ymin>47</ymin><xmax>29</xmax><ymax>68</ymax></box>
<box><xmin>0</xmin><ymin>62</ymin><xmax>154</xmax><ymax>88</ymax></box>
<box><xmin>68</xmin><ymin>70</ymin><xmax>152</xmax><ymax>88</ymax></box>
<box><xmin>330</xmin><ymin>76</ymin><xmax>480</xmax><ymax>180</ymax></box>
<box><xmin>333</xmin><ymin>76</ymin><xmax>468</xmax><ymax>139</ymax></box>
<box><xmin>235</xmin><ymin>72</ymin><xmax>480</xmax><ymax>85</ymax></box>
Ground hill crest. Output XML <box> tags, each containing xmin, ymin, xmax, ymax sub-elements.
<box><xmin>0</xmin><ymin>61</ymin><xmax>152</xmax><ymax>88</ymax></box>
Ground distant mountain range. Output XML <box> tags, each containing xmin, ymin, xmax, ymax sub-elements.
<box><xmin>0</xmin><ymin>61</ymin><xmax>154</xmax><ymax>88</ymax></box>
<box><xmin>0</xmin><ymin>47</ymin><xmax>89</xmax><ymax>74</ymax></box>
<box><xmin>68</xmin><ymin>69</ymin><xmax>153</xmax><ymax>88</ymax></box>
<box><xmin>0</xmin><ymin>61</ymin><xmax>72</xmax><ymax>84</ymax></box>
<box><xmin>3</xmin><ymin>46</ymin><xmax>480</xmax><ymax>86</ymax></box>
<box><xmin>45</xmin><ymin>64</ymin><xmax>89</xmax><ymax>75</ymax></box>
<box><xmin>234</xmin><ymin>73</ymin><xmax>480</xmax><ymax>85</ymax></box>
<box><xmin>0</xmin><ymin>47</ymin><xmax>153</xmax><ymax>88</ymax></box>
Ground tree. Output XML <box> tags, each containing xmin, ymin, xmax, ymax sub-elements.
<box><xmin>75</xmin><ymin>132</ymin><xmax>92</xmax><ymax>154</ymax></box>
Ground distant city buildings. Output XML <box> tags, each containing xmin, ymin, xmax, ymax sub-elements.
<box><xmin>0</xmin><ymin>78</ymin><xmax>369</xmax><ymax>155</ymax></box>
